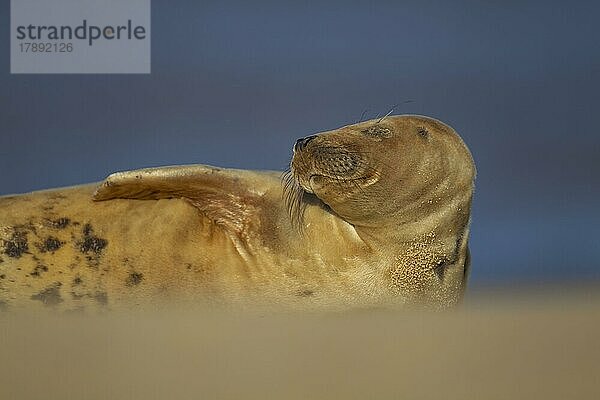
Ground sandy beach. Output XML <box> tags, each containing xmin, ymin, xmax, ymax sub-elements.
<box><xmin>1</xmin><ymin>284</ymin><xmax>598</xmax><ymax>399</ymax></box>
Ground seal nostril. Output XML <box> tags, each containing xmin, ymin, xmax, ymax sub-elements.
<box><xmin>294</xmin><ymin>135</ymin><xmax>316</xmax><ymax>151</ymax></box>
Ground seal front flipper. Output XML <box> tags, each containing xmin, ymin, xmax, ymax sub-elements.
<box><xmin>93</xmin><ymin>164</ymin><xmax>280</xmax><ymax>235</ymax></box>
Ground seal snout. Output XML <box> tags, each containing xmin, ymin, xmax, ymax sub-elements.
<box><xmin>294</xmin><ymin>135</ymin><xmax>317</xmax><ymax>152</ymax></box>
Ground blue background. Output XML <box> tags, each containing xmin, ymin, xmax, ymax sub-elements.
<box><xmin>1</xmin><ymin>1</ymin><xmax>599</xmax><ymax>288</ymax></box>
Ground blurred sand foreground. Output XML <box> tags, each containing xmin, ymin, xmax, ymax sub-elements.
<box><xmin>1</xmin><ymin>286</ymin><xmax>599</xmax><ymax>400</ymax></box>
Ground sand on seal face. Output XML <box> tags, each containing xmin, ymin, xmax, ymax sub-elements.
<box><xmin>0</xmin><ymin>285</ymin><xmax>598</xmax><ymax>400</ymax></box>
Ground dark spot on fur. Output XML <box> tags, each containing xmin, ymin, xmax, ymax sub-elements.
<box><xmin>30</xmin><ymin>264</ymin><xmax>49</xmax><ymax>277</ymax></box>
<box><xmin>183</xmin><ymin>263</ymin><xmax>209</xmax><ymax>275</ymax></box>
<box><xmin>47</xmin><ymin>217</ymin><xmax>71</xmax><ymax>229</ymax></box>
<box><xmin>78</xmin><ymin>224</ymin><xmax>107</xmax><ymax>254</ymax></box>
<box><xmin>298</xmin><ymin>289</ymin><xmax>315</xmax><ymax>297</ymax></box>
<box><xmin>0</xmin><ymin>274</ymin><xmax>5</xmax><ymax>279</ymax></box>
<box><xmin>31</xmin><ymin>282</ymin><xmax>63</xmax><ymax>306</ymax></box>
<box><xmin>0</xmin><ymin>257</ymin><xmax>3</xmax><ymax>263</ymax></box>
<box><xmin>433</xmin><ymin>259</ymin><xmax>450</xmax><ymax>281</ymax></box>
<box><xmin>126</xmin><ymin>272</ymin><xmax>143</xmax><ymax>286</ymax></box>
<box><xmin>37</xmin><ymin>236</ymin><xmax>63</xmax><ymax>253</ymax></box>
<box><xmin>2</xmin><ymin>230</ymin><xmax>29</xmax><ymax>258</ymax></box>
<box><xmin>94</xmin><ymin>292</ymin><xmax>108</xmax><ymax>305</ymax></box>
<box><xmin>417</xmin><ymin>126</ymin><xmax>429</xmax><ymax>138</ymax></box>
<box><xmin>72</xmin><ymin>276</ymin><xmax>83</xmax><ymax>286</ymax></box>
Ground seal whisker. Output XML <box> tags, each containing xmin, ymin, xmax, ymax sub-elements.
<box><xmin>377</xmin><ymin>105</ymin><xmax>397</xmax><ymax>124</ymax></box>
<box><xmin>281</xmin><ymin>169</ymin><xmax>308</xmax><ymax>233</ymax></box>
<box><xmin>348</xmin><ymin>177</ymin><xmax>370</xmax><ymax>199</ymax></box>
<box><xmin>357</xmin><ymin>109</ymin><xmax>369</xmax><ymax>123</ymax></box>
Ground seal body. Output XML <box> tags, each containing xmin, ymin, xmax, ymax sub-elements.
<box><xmin>0</xmin><ymin>115</ymin><xmax>475</xmax><ymax>312</ymax></box>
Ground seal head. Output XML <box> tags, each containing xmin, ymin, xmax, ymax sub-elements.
<box><xmin>290</xmin><ymin>115</ymin><xmax>475</xmax><ymax>231</ymax></box>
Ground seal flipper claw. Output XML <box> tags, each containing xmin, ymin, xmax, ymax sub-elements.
<box><xmin>93</xmin><ymin>164</ymin><xmax>280</xmax><ymax>235</ymax></box>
